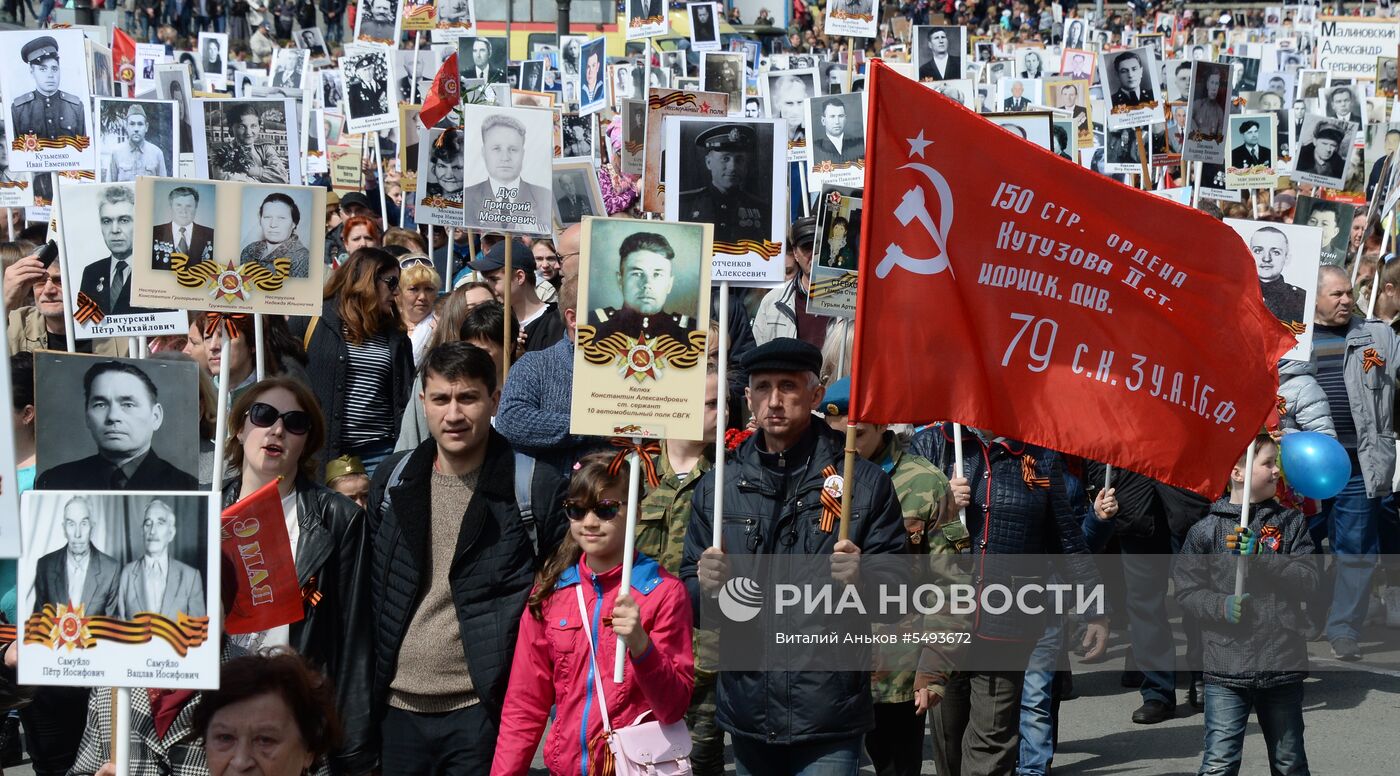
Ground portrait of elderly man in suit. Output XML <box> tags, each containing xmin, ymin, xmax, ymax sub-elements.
<box><xmin>117</xmin><ymin>499</ymin><xmax>205</xmax><ymax>620</ymax></box>
<box><xmin>462</xmin><ymin>113</ymin><xmax>551</xmax><ymax>233</ymax></box>
<box><xmin>33</xmin><ymin>497</ymin><xmax>121</xmax><ymax>615</ymax></box>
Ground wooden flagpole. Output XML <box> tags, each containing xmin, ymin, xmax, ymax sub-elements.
<box><xmin>711</xmin><ymin>281</ymin><xmax>729</xmax><ymax>549</ymax></box>
<box><xmin>502</xmin><ymin>236</ymin><xmax>513</xmax><ymax>384</ymax></box>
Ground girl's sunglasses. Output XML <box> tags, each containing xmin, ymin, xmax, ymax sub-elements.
<box><xmin>246</xmin><ymin>402</ymin><xmax>312</xmax><ymax>435</ymax></box>
<box><xmin>563</xmin><ymin>499</ymin><xmax>623</xmax><ymax>521</ymax></box>
<box><xmin>399</xmin><ymin>256</ymin><xmax>431</xmax><ymax>269</ymax></box>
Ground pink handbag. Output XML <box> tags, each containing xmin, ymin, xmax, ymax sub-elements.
<box><xmin>576</xmin><ymin>586</ymin><xmax>693</xmax><ymax>776</ymax></box>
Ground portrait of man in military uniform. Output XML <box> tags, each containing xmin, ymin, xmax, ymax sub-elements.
<box><xmin>676</xmin><ymin>122</ymin><xmax>771</xmax><ymax>245</ymax></box>
<box><xmin>701</xmin><ymin>52</ymin><xmax>745</xmax><ymax>114</ymax></box>
<box><xmin>588</xmin><ymin>230</ymin><xmax>698</xmax><ymax>345</ymax></box>
<box><xmin>4</xmin><ymin>32</ymin><xmax>91</xmax><ymax>170</ymax></box>
<box><xmin>1224</xmin><ymin>218</ymin><xmax>1323</xmax><ymax>360</ymax></box>
<box><xmin>99</xmin><ymin>100</ymin><xmax>173</xmax><ymax>183</ymax></box>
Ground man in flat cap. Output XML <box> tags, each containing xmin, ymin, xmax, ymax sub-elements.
<box><xmin>1297</xmin><ymin>123</ymin><xmax>1347</xmax><ymax>181</ymax></box>
<box><xmin>679</xmin><ymin>124</ymin><xmax>767</xmax><ymax>244</ymax></box>
<box><xmin>1230</xmin><ymin>118</ymin><xmax>1271</xmax><ymax>169</ymax></box>
<box><xmin>589</xmin><ymin>231</ymin><xmax>695</xmax><ymax>345</ymax></box>
<box><xmin>11</xmin><ymin>35</ymin><xmax>87</xmax><ymax>142</ymax></box>
<box><xmin>107</xmin><ymin>103</ymin><xmax>167</xmax><ymax>181</ymax></box>
<box><xmin>462</xmin><ymin>113</ymin><xmax>551</xmax><ymax>233</ymax></box>
<box><xmin>680</xmin><ymin>336</ymin><xmax>906</xmax><ymax>775</ymax></box>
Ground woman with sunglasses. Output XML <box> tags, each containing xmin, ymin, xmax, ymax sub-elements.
<box><xmin>398</xmin><ymin>257</ymin><xmax>441</xmax><ymax>367</ymax></box>
<box><xmin>492</xmin><ymin>452</ymin><xmax>694</xmax><ymax>776</ymax></box>
<box><xmin>292</xmin><ymin>247</ymin><xmax>414</xmax><ymax>474</ymax></box>
<box><xmin>221</xmin><ymin>377</ymin><xmax>374</xmax><ymax>776</ymax></box>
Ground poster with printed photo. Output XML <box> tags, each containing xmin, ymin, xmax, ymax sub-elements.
<box><xmin>1101</xmin><ymin>47</ymin><xmax>1161</xmax><ymax>130</ymax></box>
<box><xmin>807</xmin><ymin>184</ymin><xmax>862</xmax><ymax>317</ymax></box>
<box><xmin>432</xmin><ymin>0</ymin><xmax>477</xmax><ymax>40</ymax></box>
<box><xmin>195</xmin><ymin>32</ymin><xmax>228</xmax><ymax>91</ymax></box>
<box><xmin>416</xmin><ymin>126</ymin><xmax>465</xmax><ymax>227</ymax></box>
<box><xmin>914</xmin><ymin>25</ymin><xmax>965</xmax><ymax>81</ymax></box>
<box><xmin>689</xmin><ymin>3</ymin><xmax>721</xmax><ymax>51</ymax></box>
<box><xmin>33</xmin><ymin>352</ymin><xmax>200</xmax><ymax>491</ymax></box>
<box><xmin>154</xmin><ymin>64</ymin><xmax>197</xmax><ymax>164</ymax></box>
<box><xmin>0</xmin><ymin>30</ymin><xmax>95</xmax><ymax>173</ymax></box>
<box><xmin>192</xmin><ymin>99</ymin><xmax>301</xmax><ymax>185</ymax></box>
<box><xmin>459</xmin><ymin>104</ymin><xmax>553</xmax><ymax>234</ymax></box>
<box><xmin>996</xmin><ymin>77</ymin><xmax>1041</xmax><ymax>112</ymax></box>
<box><xmin>665</xmin><ymin>116</ymin><xmax>786</xmax><ymax>285</ymax></box>
<box><xmin>95</xmin><ymin>98</ymin><xmax>176</xmax><ymax>183</ymax></box>
<box><xmin>700</xmin><ymin>52</ymin><xmax>745</xmax><ymax>115</ymax></box>
<box><xmin>572</xmin><ymin>217</ymin><xmax>712</xmax><ymax>439</ymax></box>
<box><xmin>805</xmin><ymin>91</ymin><xmax>866</xmax><ymax>188</ymax></box>
<box><xmin>1292</xmin><ymin>195</ymin><xmax>1355</xmax><ymax>267</ymax></box>
<box><xmin>89</xmin><ymin>39</ymin><xmax>114</xmax><ymax>98</ymax></box>
<box><xmin>641</xmin><ymin>87</ymin><xmax>729</xmax><ymax>213</ymax></box>
<box><xmin>0</xmin><ymin>331</ymin><xmax>16</xmax><ymax>554</ymax></box>
<box><xmin>1225</xmin><ymin>113</ymin><xmax>1278</xmax><ymax>189</ymax></box>
<box><xmin>621</xmin><ymin>99</ymin><xmax>646</xmax><ymax>175</ymax></box>
<box><xmin>989</xmin><ymin>112</ymin><xmax>1053</xmax><ymax>150</ymax></box>
<box><xmin>551</xmin><ymin>159</ymin><xmax>604</xmax><ymax>228</ymax></box>
<box><xmin>578</xmin><ymin>37</ymin><xmax>608</xmax><ymax>116</ymax></box>
<box><xmin>302</xmin><ymin>107</ymin><xmax>327</xmax><ymax>176</ymax></box>
<box><xmin>135</xmin><ymin>43</ymin><xmax>166</xmax><ymax>97</ymax></box>
<box><xmin>560</xmin><ymin>112</ymin><xmax>595</xmax><ymax>159</ymax></box>
<box><xmin>269</xmin><ymin>49</ymin><xmax>310</xmax><ymax>96</ymax></box>
<box><xmin>459</xmin><ymin>36</ymin><xmax>508</xmax><ymax>84</ymax></box>
<box><xmin>339</xmin><ymin>45</ymin><xmax>397</xmax><ymax>134</ymax></box>
<box><xmin>132</xmin><ymin>177</ymin><xmax>326</xmax><ymax>315</ymax></box>
<box><xmin>1182</xmin><ymin>61</ymin><xmax>1229</xmax><ymax>164</ymax></box>
<box><xmin>824</xmin><ymin>0</ymin><xmax>877</xmax><ymax>38</ymax></box>
<box><xmin>626</xmin><ymin>0</ymin><xmax>667</xmax><ymax>41</ymax></box>
<box><xmin>1292</xmin><ymin>114</ymin><xmax>1355</xmax><ymax>189</ymax></box>
<box><xmin>56</xmin><ymin>181</ymin><xmax>184</xmax><ymax>340</ymax></box>
<box><xmin>354</xmin><ymin>0</ymin><xmax>402</xmax><ymax>46</ymax></box>
<box><xmin>1044</xmin><ymin>78</ymin><xmax>1091</xmax><ymax>147</ymax></box>
<box><xmin>0</xmin><ymin>119</ymin><xmax>35</xmax><ymax>208</ymax></box>
<box><xmin>234</xmin><ymin>70</ymin><xmax>267</xmax><ymax>99</ymax></box>
<box><xmin>1225</xmin><ymin>218</ymin><xmax>1323</xmax><ymax>362</ymax></box>
<box><xmin>402</xmin><ymin>0</ymin><xmax>436</xmax><ymax>31</ymax></box>
<box><xmin>1059</xmin><ymin>48</ymin><xmax>1095</xmax><ymax>82</ymax></box>
<box><xmin>17</xmin><ymin>490</ymin><xmax>219</xmax><ymax>689</ymax></box>
<box><xmin>296</xmin><ymin>26</ymin><xmax>330</xmax><ymax>63</ymax></box>
<box><xmin>763</xmin><ymin>68</ymin><xmax>816</xmax><ymax>162</ymax></box>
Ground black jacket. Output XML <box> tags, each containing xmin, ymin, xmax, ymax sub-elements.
<box><xmin>1080</xmin><ymin>462</ymin><xmax>1211</xmax><ymax>540</ymax></box>
<box><xmin>289</xmin><ymin>301</ymin><xmax>414</xmax><ymax>469</ymax></box>
<box><xmin>221</xmin><ymin>477</ymin><xmax>374</xmax><ymax>775</ymax></box>
<box><xmin>679</xmin><ymin>422</ymin><xmax>906</xmax><ymax>744</ymax></box>
<box><xmin>367</xmin><ymin>431</ymin><xmax>566</xmax><ymax>724</ymax></box>
<box><xmin>37</xmin><ymin>450</ymin><xmax>199</xmax><ymax>491</ymax></box>
<box><xmin>920</xmin><ymin>425</ymin><xmax>1102</xmax><ymax>642</ymax></box>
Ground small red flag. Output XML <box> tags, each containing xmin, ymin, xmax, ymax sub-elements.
<box><xmin>850</xmin><ymin>61</ymin><xmax>1294</xmax><ymax>497</ymax></box>
<box><xmin>220</xmin><ymin>479</ymin><xmax>303</xmax><ymax>635</ymax></box>
<box><xmin>419</xmin><ymin>51</ymin><xmax>461</xmax><ymax>129</ymax></box>
<box><xmin>111</xmin><ymin>28</ymin><xmax>136</xmax><ymax>98</ymax></box>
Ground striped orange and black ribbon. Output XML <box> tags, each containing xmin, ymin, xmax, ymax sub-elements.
<box><xmin>714</xmin><ymin>239</ymin><xmax>783</xmax><ymax>260</ymax></box>
<box><xmin>1363</xmin><ymin>347</ymin><xmax>1386</xmax><ymax>373</ymax></box>
<box><xmin>818</xmin><ymin>465</ymin><xmax>842</xmax><ymax>533</ymax></box>
<box><xmin>202</xmin><ymin>312</ymin><xmax>249</xmax><ymax>340</ymax></box>
<box><xmin>302</xmin><ymin>576</ymin><xmax>323</xmax><ymax>608</ymax></box>
<box><xmin>607</xmin><ymin>438</ymin><xmax>661</xmax><ymax>487</ymax></box>
<box><xmin>647</xmin><ymin>92</ymin><xmax>697</xmax><ymax>110</ymax></box>
<box><xmin>74</xmin><ymin>292</ymin><xmax>105</xmax><ymax>326</ymax></box>
<box><xmin>10</xmin><ymin>134</ymin><xmax>91</xmax><ymax>153</ymax></box>
<box><xmin>23</xmin><ymin>605</ymin><xmax>210</xmax><ymax>657</ymax></box>
<box><xmin>1022</xmin><ymin>455</ymin><xmax>1050</xmax><ymax>490</ymax></box>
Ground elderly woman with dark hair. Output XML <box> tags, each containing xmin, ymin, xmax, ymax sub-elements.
<box><xmin>426</xmin><ymin>129</ymin><xmax>465</xmax><ymax>205</ymax></box>
<box><xmin>196</xmin><ymin>651</ymin><xmax>343</xmax><ymax>776</ymax></box>
<box><xmin>240</xmin><ymin>192</ymin><xmax>312</xmax><ymax>278</ymax></box>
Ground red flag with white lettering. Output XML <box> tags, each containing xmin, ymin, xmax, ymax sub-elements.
<box><xmin>219</xmin><ymin>479</ymin><xmax>302</xmax><ymax>635</ymax></box>
<box><xmin>418</xmin><ymin>51</ymin><xmax>460</xmax><ymax>129</ymax></box>
<box><xmin>849</xmin><ymin>60</ymin><xmax>1294</xmax><ymax>496</ymax></box>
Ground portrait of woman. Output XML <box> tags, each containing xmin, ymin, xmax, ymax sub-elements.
<box><xmin>240</xmin><ymin>192</ymin><xmax>312</xmax><ymax>278</ymax></box>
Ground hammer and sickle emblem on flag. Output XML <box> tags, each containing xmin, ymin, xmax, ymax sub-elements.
<box><xmin>876</xmin><ymin>162</ymin><xmax>955</xmax><ymax>280</ymax></box>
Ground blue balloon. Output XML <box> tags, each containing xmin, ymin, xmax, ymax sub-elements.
<box><xmin>1279</xmin><ymin>431</ymin><xmax>1351</xmax><ymax>500</ymax></box>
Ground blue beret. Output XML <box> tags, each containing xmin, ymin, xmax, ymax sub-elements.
<box><xmin>824</xmin><ymin>376</ymin><xmax>851</xmax><ymax>416</ymax></box>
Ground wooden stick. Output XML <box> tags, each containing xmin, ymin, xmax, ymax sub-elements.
<box><xmin>711</xmin><ymin>281</ymin><xmax>729</xmax><ymax>549</ymax></box>
<box><xmin>838</xmin><ymin>421</ymin><xmax>857</xmax><ymax>541</ymax></box>
<box><xmin>502</xmin><ymin>236</ymin><xmax>513</xmax><ymax>384</ymax></box>
<box><xmin>1134</xmin><ymin>127</ymin><xmax>1150</xmax><ymax>188</ymax></box>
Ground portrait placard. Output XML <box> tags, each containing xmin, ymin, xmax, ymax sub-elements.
<box><xmin>0</xmin><ymin>29</ymin><xmax>96</xmax><ymax>173</ymax></box>
<box><xmin>626</xmin><ymin>0</ymin><xmax>668</xmax><ymax>41</ymax></box>
<box><xmin>1225</xmin><ymin>112</ymin><xmax>1279</xmax><ymax>189</ymax></box>
<box><xmin>824</xmin><ymin>0</ymin><xmax>877</xmax><ymax>38</ymax></box>
<box><xmin>1225</xmin><ymin>218</ymin><xmax>1323</xmax><ymax>362</ymax></box>
<box><xmin>296</xmin><ymin>26</ymin><xmax>330</xmax><ymax>63</ymax></box>
<box><xmin>763</xmin><ymin>68</ymin><xmax>817</xmax><ymax>162</ymax></box>
<box><xmin>621</xmin><ymin>99</ymin><xmax>646</xmax><ymax>175</ymax></box>
<box><xmin>989</xmin><ymin>112</ymin><xmax>1053</xmax><ymax>150</ymax></box>
<box><xmin>914</xmin><ymin>25</ymin><xmax>965</xmax><ymax>81</ymax></box>
<box><xmin>154</xmin><ymin>64</ymin><xmax>198</xmax><ymax>175</ymax></box>
<box><xmin>552</xmin><ymin>159</ymin><xmax>605</xmax><ymax>228</ymax></box>
<box><xmin>339</xmin><ymin>45</ymin><xmax>398</xmax><ymax>134</ymax></box>
<box><xmin>132</xmin><ymin>177</ymin><xmax>326</xmax><ymax>315</ymax></box>
<box><xmin>560</xmin><ymin>112</ymin><xmax>595</xmax><ymax>159</ymax></box>
<box><xmin>0</xmin><ymin>335</ymin><xmax>17</xmax><ymax>556</ymax></box>
<box><xmin>34</xmin><ymin>353</ymin><xmax>200</xmax><ymax>491</ymax></box>
<box><xmin>95</xmin><ymin>98</ymin><xmax>176</xmax><ymax>183</ymax></box>
<box><xmin>665</xmin><ymin>116</ymin><xmax>786</xmax><ymax>285</ymax></box>
<box><xmin>415</xmin><ymin>125</ymin><xmax>465</xmax><ymax>227</ymax></box>
<box><xmin>572</xmin><ymin>217</ymin><xmax>712</xmax><ymax>439</ymax></box>
<box><xmin>578</xmin><ymin>37</ymin><xmax>608</xmax><ymax>116</ymax></box>
<box><xmin>57</xmin><ymin>181</ymin><xmax>185</xmax><ymax>340</ymax></box>
<box><xmin>192</xmin><ymin>98</ymin><xmax>301</xmax><ymax>184</ymax></box>
<box><xmin>402</xmin><ymin>0</ymin><xmax>436</xmax><ymax>32</ymax></box>
<box><xmin>1292</xmin><ymin>195</ymin><xmax>1355</xmax><ymax>267</ymax></box>
<box><xmin>195</xmin><ymin>32</ymin><xmax>228</xmax><ymax>91</ymax></box>
<box><xmin>398</xmin><ymin>104</ymin><xmax>422</xmax><ymax>186</ymax></box>
<box><xmin>807</xmin><ymin>184</ymin><xmax>862</xmax><ymax>318</ymax></box>
<box><xmin>354</xmin><ymin>0</ymin><xmax>402</xmax><ymax>46</ymax></box>
<box><xmin>0</xmin><ymin>118</ymin><xmax>35</xmax><ymax>208</ymax></box>
<box><xmin>699</xmin><ymin>53</ymin><xmax>745</xmax><ymax>116</ymax></box>
<box><xmin>1101</xmin><ymin>47</ymin><xmax>1162</xmax><ymax>130</ymax></box>
<box><xmin>1043</xmin><ymin>78</ymin><xmax>1092</xmax><ymax>147</ymax></box>
<box><xmin>432</xmin><ymin>0</ymin><xmax>477</xmax><ymax>40</ymax></box>
<box><xmin>269</xmin><ymin>49</ymin><xmax>311</xmax><ymax>95</ymax></box>
<box><xmin>459</xmin><ymin>103</ymin><xmax>554</xmax><ymax>234</ymax></box>
<box><xmin>1292</xmin><ymin>114</ymin><xmax>1355</xmax><ymax>189</ymax></box>
<box><xmin>1182</xmin><ymin>61</ymin><xmax>1229</xmax><ymax>164</ymax></box>
<box><xmin>17</xmin><ymin>490</ymin><xmax>219</xmax><ymax>689</ymax></box>
<box><xmin>458</xmin><ymin>36</ymin><xmax>508</xmax><ymax>84</ymax></box>
<box><xmin>689</xmin><ymin>3</ymin><xmax>722</xmax><ymax>51</ymax></box>
<box><xmin>1059</xmin><ymin>48</ymin><xmax>1095</xmax><ymax>82</ymax></box>
<box><xmin>805</xmin><ymin>91</ymin><xmax>866</xmax><ymax>188</ymax></box>
<box><xmin>302</xmin><ymin>107</ymin><xmax>328</xmax><ymax>176</ymax></box>
<box><xmin>134</xmin><ymin>42</ymin><xmax>167</xmax><ymax>97</ymax></box>
<box><xmin>642</xmin><ymin>88</ymin><xmax>729</xmax><ymax>214</ymax></box>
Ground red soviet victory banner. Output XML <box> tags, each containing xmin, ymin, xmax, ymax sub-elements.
<box><xmin>220</xmin><ymin>479</ymin><xmax>303</xmax><ymax>635</ymax></box>
<box><xmin>849</xmin><ymin>60</ymin><xmax>1295</xmax><ymax>497</ymax></box>
<box><xmin>418</xmin><ymin>51</ymin><xmax>461</xmax><ymax>128</ymax></box>
<box><xmin>112</xmin><ymin>28</ymin><xmax>136</xmax><ymax>98</ymax></box>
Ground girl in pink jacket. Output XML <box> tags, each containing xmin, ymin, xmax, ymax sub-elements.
<box><xmin>491</xmin><ymin>452</ymin><xmax>695</xmax><ymax>776</ymax></box>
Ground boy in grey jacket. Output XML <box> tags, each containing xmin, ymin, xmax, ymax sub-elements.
<box><xmin>1174</xmin><ymin>434</ymin><xmax>1319</xmax><ymax>776</ymax></box>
